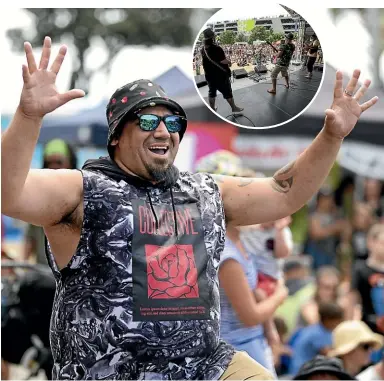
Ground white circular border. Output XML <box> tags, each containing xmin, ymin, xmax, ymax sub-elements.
<box><xmin>190</xmin><ymin>5</ymin><xmax>327</xmax><ymax>130</ymax></box>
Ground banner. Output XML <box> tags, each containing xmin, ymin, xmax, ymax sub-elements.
<box><xmin>338</xmin><ymin>141</ymin><xmax>384</xmax><ymax>180</ymax></box>
<box><xmin>234</xmin><ymin>135</ymin><xmax>384</xmax><ymax>180</ymax></box>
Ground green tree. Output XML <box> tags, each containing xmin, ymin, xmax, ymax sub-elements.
<box><xmin>218</xmin><ymin>30</ymin><xmax>236</xmax><ymax>45</ymax></box>
<box><xmin>268</xmin><ymin>31</ymin><xmax>285</xmax><ymax>43</ymax></box>
<box><xmin>6</xmin><ymin>8</ymin><xmax>218</xmax><ymax>94</ymax></box>
<box><xmin>235</xmin><ymin>32</ymin><xmax>248</xmax><ymax>43</ymax></box>
<box><xmin>248</xmin><ymin>26</ymin><xmax>269</xmax><ymax>44</ymax></box>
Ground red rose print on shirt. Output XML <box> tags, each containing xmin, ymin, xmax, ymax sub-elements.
<box><xmin>145</xmin><ymin>244</ymin><xmax>199</xmax><ymax>299</ymax></box>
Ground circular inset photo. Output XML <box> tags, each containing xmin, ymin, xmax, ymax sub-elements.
<box><xmin>192</xmin><ymin>4</ymin><xmax>325</xmax><ymax>128</ymax></box>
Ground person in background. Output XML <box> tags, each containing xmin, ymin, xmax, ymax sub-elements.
<box><xmin>275</xmin><ymin>257</ymin><xmax>315</xmax><ymax>337</ymax></box>
<box><xmin>200</xmin><ymin>28</ymin><xmax>243</xmax><ymax>113</ymax></box>
<box><xmin>357</xmin><ymin>351</ymin><xmax>384</xmax><ymax>380</ymax></box>
<box><xmin>305</xmin><ymin>34</ymin><xmax>320</xmax><ymax>79</ymax></box>
<box><xmin>195</xmin><ymin>154</ymin><xmax>288</xmax><ymax>376</ymax></box>
<box><xmin>328</xmin><ymin>321</ymin><xmax>383</xmax><ymax>377</ymax></box>
<box><xmin>289</xmin><ymin>301</ymin><xmax>344</xmax><ymax>376</ymax></box>
<box><xmin>348</xmin><ymin>224</ymin><xmax>384</xmax><ymax>334</ymax></box>
<box><xmin>23</xmin><ymin>139</ymin><xmax>77</xmax><ymax>265</ymax></box>
<box><xmin>293</xmin><ymin>355</ymin><xmax>355</xmax><ymax>380</ymax></box>
<box><xmin>299</xmin><ymin>266</ymin><xmax>341</xmax><ymax>327</ymax></box>
<box><xmin>351</xmin><ymin>203</ymin><xmax>376</xmax><ymax>261</ymax></box>
<box><xmin>363</xmin><ymin>178</ymin><xmax>384</xmax><ymax>221</ymax></box>
<box><xmin>219</xmin><ymin>215</ymin><xmax>288</xmax><ymax>376</ymax></box>
<box><xmin>268</xmin><ymin>33</ymin><xmax>295</xmax><ymax>94</ymax></box>
<box><xmin>307</xmin><ymin>187</ymin><xmax>348</xmax><ymax>270</ymax></box>
<box><xmin>240</xmin><ymin>212</ymin><xmax>293</xmax><ymax>360</ymax></box>
<box><xmin>241</xmin><ymin>215</ymin><xmax>293</xmax><ymax>298</ymax></box>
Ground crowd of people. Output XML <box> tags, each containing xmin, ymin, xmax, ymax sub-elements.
<box><xmin>1</xmin><ymin>35</ymin><xmax>382</xmax><ymax>381</ymax></box>
<box><xmin>193</xmin><ymin>34</ymin><xmax>323</xmax><ymax>76</ymax></box>
<box><xmin>193</xmin><ymin>42</ymin><xmax>279</xmax><ymax>75</ymax></box>
<box><xmin>194</xmin><ymin>150</ymin><xmax>384</xmax><ymax>380</ymax></box>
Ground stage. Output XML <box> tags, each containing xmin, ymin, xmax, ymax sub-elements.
<box><xmin>198</xmin><ymin>67</ymin><xmax>323</xmax><ymax>128</ymax></box>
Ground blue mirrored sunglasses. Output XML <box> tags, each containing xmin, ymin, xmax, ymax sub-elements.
<box><xmin>136</xmin><ymin>114</ymin><xmax>186</xmax><ymax>133</ymax></box>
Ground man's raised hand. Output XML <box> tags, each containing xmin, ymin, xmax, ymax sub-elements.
<box><xmin>324</xmin><ymin>69</ymin><xmax>378</xmax><ymax>140</ymax></box>
<box><xmin>19</xmin><ymin>36</ymin><xmax>85</xmax><ymax>119</ymax></box>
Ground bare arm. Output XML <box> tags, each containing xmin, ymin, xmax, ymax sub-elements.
<box><xmin>274</xmin><ymin>228</ymin><xmax>292</xmax><ymax>258</ymax></box>
<box><xmin>214</xmin><ymin>69</ymin><xmax>378</xmax><ymax>226</ymax></box>
<box><xmin>1</xmin><ymin>37</ymin><xmax>84</xmax><ymax>227</ymax></box>
<box><xmin>219</xmin><ymin>259</ymin><xmax>287</xmax><ymax>327</ymax></box>
<box><xmin>255</xmin><ymin>288</ymin><xmax>281</xmax><ymax>347</ymax></box>
<box><xmin>274</xmin><ymin>219</ymin><xmax>293</xmax><ymax>259</ymax></box>
<box><xmin>214</xmin><ymin>129</ymin><xmax>343</xmax><ymax>225</ymax></box>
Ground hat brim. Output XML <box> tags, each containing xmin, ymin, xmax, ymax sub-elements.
<box><xmin>328</xmin><ymin>334</ymin><xmax>384</xmax><ymax>358</ymax></box>
<box><xmin>294</xmin><ymin>366</ymin><xmax>356</xmax><ymax>380</ymax></box>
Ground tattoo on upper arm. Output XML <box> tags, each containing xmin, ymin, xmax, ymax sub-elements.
<box><xmin>272</xmin><ymin>161</ymin><xmax>296</xmax><ymax>193</ymax></box>
<box><xmin>237</xmin><ymin>178</ymin><xmax>254</xmax><ymax>187</ymax></box>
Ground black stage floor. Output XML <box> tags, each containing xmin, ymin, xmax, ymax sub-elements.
<box><xmin>199</xmin><ymin>68</ymin><xmax>323</xmax><ymax>128</ymax></box>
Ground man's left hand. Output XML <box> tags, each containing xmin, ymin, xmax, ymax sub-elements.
<box><xmin>324</xmin><ymin>69</ymin><xmax>378</xmax><ymax>140</ymax></box>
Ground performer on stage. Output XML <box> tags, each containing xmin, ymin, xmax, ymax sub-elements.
<box><xmin>268</xmin><ymin>33</ymin><xmax>295</xmax><ymax>95</ymax></box>
<box><xmin>1</xmin><ymin>36</ymin><xmax>378</xmax><ymax>380</ymax></box>
<box><xmin>306</xmin><ymin>34</ymin><xmax>320</xmax><ymax>78</ymax></box>
<box><xmin>200</xmin><ymin>28</ymin><xmax>243</xmax><ymax>113</ymax></box>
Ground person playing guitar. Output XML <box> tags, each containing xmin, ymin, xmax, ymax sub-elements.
<box><xmin>267</xmin><ymin>33</ymin><xmax>296</xmax><ymax>95</ymax></box>
<box><xmin>200</xmin><ymin>28</ymin><xmax>243</xmax><ymax>114</ymax></box>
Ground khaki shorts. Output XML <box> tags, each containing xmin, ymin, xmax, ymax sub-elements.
<box><xmin>271</xmin><ymin>65</ymin><xmax>288</xmax><ymax>79</ymax></box>
<box><xmin>220</xmin><ymin>351</ymin><xmax>275</xmax><ymax>380</ymax></box>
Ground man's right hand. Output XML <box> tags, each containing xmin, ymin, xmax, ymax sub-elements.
<box><xmin>19</xmin><ymin>36</ymin><xmax>85</xmax><ymax>120</ymax></box>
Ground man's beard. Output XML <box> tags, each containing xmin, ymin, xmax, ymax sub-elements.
<box><xmin>145</xmin><ymin>161</ymin><xmax>179</xmax><ymax>187</ymax></box>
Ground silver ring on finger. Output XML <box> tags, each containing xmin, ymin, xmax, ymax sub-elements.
<box><xmin>344</xmin><ymin>89</ymin><xmax>354</xmax><ymax>97</ymax></box>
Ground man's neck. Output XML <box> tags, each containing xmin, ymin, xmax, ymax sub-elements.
<box><xmin>113</xmin><ymin>157</ymin><xmax>158</xmax><ymax>185</ymax></box>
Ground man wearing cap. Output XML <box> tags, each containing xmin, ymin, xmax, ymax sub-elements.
<box><xmin>328</xmin><ymin>321</ymin><xmax>384</xmax><ymax>377</ymax></box>
<box><xmin>293</xmin><ymin>355</ymin><xmax>356</xmax><ymax>380</ymax></box>
<box><xmin>200</xmin><ymin>28</ymin><xmax>244</xmax><ymax>113</ymax></box>
<box><xmin>268</xmin><ymin>33</ymin><xmax>296</xmax><ymax>95</ymax></box>
<box><xmin>1</xmin><ymin>37</ymin><xmax>378</xmax><ymax>380</ymax></box>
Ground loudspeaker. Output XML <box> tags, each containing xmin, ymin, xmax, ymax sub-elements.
<box><xmin>233</xmin><ymin>68</ymin><xmax>248</xmax><ymax>79</ymax></box>
<box><xmin>195</xmin><ymin>75</ymin><xmax>207</xmax><ymax>87</ymax></box>
<box><xmin>254</xmin><ymin>65</ymin><xmax>267</xmax><ymax>74</ymax></box>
